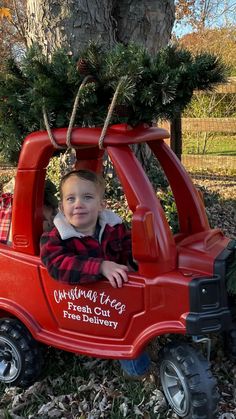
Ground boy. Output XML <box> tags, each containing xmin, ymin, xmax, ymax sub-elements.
<box><xmin>40</xmin><ymin>169</ymin><xmax>150</xmax><ymax>377</ymax></box>
<box><xmin>40</xmin><ymin>170</ymin><xmax>132</xmax><ymax>288</ymax></box>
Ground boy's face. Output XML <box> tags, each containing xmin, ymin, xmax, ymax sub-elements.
<box><xmin>60</xmin><ymin>175</ymin><xmax>102</xmax><ymax>234</ymax></box>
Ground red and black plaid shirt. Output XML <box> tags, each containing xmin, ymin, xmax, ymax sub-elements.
<box><xmin>0</xmin><ymin>193</ymin><xmax>13</xmax><ymax>243</ymax></box>
<box><xmin>40</xmin><ymin>223</ymin><xmax>132</xmax><ymax>284</ymax></box>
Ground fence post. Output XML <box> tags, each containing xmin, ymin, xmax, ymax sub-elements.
<box><xmin>170</xmin><ymin>114</ymin><xmax>182</xmax><ymax>160</ymax></box>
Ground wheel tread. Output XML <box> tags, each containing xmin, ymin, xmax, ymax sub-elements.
<box><xmin>160</xmin><ymin>342</ymin><xmax>219</xmax><ymax>418</ymax></box>
<box><xmin>0</xmin><ymin>318</ymin><xmax>42</xmax><ymax>387</ymax></box>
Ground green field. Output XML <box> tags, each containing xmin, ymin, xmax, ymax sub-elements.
<box><xmin>182</xmin><ymin>133</ymin><xmax>236</xmax><ymax>156</ymax></box>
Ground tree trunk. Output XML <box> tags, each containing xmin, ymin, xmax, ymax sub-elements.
<box><xmin>26</xmin><ymin>0</ymin><xmax>116</xmax><ymax>56</ymax></box>
<box><xmin>26</xmin><ymin>0</ymin><xmax>175</xmax><ymax>56</ymax></box>
<box><xmin>114</xmin><ymin>0</ymin><xmax>175</xmax><ymax>54</ymax></box>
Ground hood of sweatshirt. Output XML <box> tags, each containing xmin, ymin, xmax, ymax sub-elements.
<box><xmin>54</xmin><ymin>209</ymin><xmax>122</xmax><ymax>242</ymax></box>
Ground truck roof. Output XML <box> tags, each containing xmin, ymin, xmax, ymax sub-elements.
<box><xmin>18</xmin><ymin>124</ymin><xmax>169</xmax><ymax>170</ymax></box>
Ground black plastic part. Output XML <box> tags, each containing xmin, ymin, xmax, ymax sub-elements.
<box><xmin>214</xmin><ymin>239</ymin><xmax>236</xmax><ymax>316</ymax></box>
<box><xmin>186</xmin><ymin>274</ymin><xmax>232</xmax><ymax>335</ymax></box>
<box><xmin>214</xmin><ymin>240</ymin><xmax>236</xmax><ymax>280</ymax></box>
<box><xmin>186</xmin><ymin>240</ymin><xmax>236</xmax><ymax>335</ymax></box>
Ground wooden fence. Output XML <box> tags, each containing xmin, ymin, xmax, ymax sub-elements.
<box><xmin>159</xmin><ymin>77</ymin><xmax>236</xmax><ymax>177</ymax></box>
<box><xmin>181</xmin><ymin>117</ymin><xmax>236</xmax><ymax>133</ymax></box>
<box><xmin>160</xmin><ymin>117</ymin><xmax>236</xmax><ymax>135</ymax></box>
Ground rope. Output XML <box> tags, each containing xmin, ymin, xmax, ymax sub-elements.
<box><xmin>66</xmin><ymin>75</ymin><xmax>93</xmax><ymax>148</ymax></box>
<box><xmin>42</xmin><ymin>75</ymin><xmax>93</xmax><ymax>151</ymax></box>
<box><xmin>42</xmin><ymin>105</ymin><xmax>64</xmax><ymax>149</ymax></box>
<box><xmin>61</xmin><ymin>75</ymin><xmax>93</xmax><ymax>175</ymax></box>
<box><xmin>43</xmin><ymin>75</ymin><xmax>123</xmax><ymax>154</ymax></box>
<box><xmin>98</xmin><ymin>77</ymin><xmax>124</xmax><ymax>149</ymax></box>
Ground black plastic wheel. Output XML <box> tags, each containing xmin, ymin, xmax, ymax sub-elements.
<box><xmin>0</xmin><ymin>318</ymin><xmax>42</xmax><ymax>387</ymax></box>
<box><xmin>159</xmin><ymin>342</ymin><xmax>219</xmax><ymax>418</ymax></box>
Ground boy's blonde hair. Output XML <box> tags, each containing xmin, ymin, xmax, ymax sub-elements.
<box><xmin>59</xmin><ymin>170</ymin><xmax>105</xmax><ymax>200</ymax></box>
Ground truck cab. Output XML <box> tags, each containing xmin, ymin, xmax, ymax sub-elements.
<box><xmin>0</xmin><ymin>123</ymin><xmax>235</xmax><ymax>418</ymax></box>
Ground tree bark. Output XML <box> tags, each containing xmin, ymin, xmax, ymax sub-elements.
<box><xmin>114</xmin><ymin>0</ymin><xmax>175</xmax><ymax>54</ymax></box>
<box><xmin>26</xmin><ymin>0</ymin><xmax>175</xmax><ymax>56</ymax></box>
<box><xmin>26</xmin><ymin>0</ymin><xmax>116</xmax><ymax>56</ymax></box>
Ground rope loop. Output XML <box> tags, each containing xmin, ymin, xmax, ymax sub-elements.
<box><xmin>98</xmin><ymin>77</ymin><xmax>125</xmax><ymax>150</ymax></box>
<box><xmin>42</xmin><ymin>105</ymin><xmax>64</xmax><ymax>150</ymax></box>
<box><xmin>66</xmin><ymin>75</ymin><xmax>93</xmax><ymax>148</ymax></box>
<box><xmin>43</xmin><ymin>75</ymin><xmax>93</xmax><ymax>151</ymax></box>
<box><xmin>43</xmin><ymin>75</ymin><xmax>124</xmax><ymax>172</ymax></box>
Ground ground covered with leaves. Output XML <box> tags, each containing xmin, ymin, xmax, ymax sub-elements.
<box><xmin>0</xmin><ymin>337</ymin><xmax>236</xmax><ymax>419</ymax></box>
<box><xmin>194</xmin><ymin>176</ymin><xmax>236</xmax><ymax>240</ymax></box>
<box><xmin>0</xmin><ymin>174</ymin><xmax>235</xmax><ymax>419</ymax></box>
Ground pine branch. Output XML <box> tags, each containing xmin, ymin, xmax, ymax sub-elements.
<box><xmin>0</xmin><ymin>42</ymin><xmax>227</xmax><ymax>163</ymax></box>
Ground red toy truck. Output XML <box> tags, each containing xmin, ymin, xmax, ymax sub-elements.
<box><xmin>0</xmin><ymin>124</ymin><xmax>235</xmax><ymax>418</ymax></box>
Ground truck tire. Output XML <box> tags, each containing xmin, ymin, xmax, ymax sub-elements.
<box><xmin>0</xmin><ymin>318</ymin><xmax>42</xmax><ymax>387</ymax></box>
<box><xmin>159</xmin><ymin>342</ymin><xmax>219</xmax><ymax>418</ymax></box>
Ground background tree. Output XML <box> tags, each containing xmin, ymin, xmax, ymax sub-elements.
<box><xmin>175</xmin><ymin>0</ymin><xmax>236</xmax><ymax>33</ymax></box>
<box><xmin>178</xmin><ymin>27</ymin><xmax>236</xmax><ymax>75</ymax></box>
<box><xmin>0</xmin><ymin>0</ymin><xmax>176</xmax><ymax>163</ymax></box>
<box><xmin>25</xmin><ymin>0</ymin><xmax>175</xmax><ymax>56</ymax></box>
<box><xmin>0</xmin><ymin>0</ymin><xmax>26</xmax><ymax>69</ymax></box>
<box><xmin>0</xmin><ymin>0</ymin><xmax>228</xmax><ymax>165</ymax></box>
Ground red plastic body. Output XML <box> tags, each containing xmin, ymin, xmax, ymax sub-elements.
<box><xmin>0</xmin><ymin>124</ymin><xmax>231</xmax><ymax>359</ymax></box>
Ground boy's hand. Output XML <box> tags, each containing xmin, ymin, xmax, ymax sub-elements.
<box><xmin>101</xmin><ymin>261</ymin><xmax>129</xmax><ymax>288</ymax></box>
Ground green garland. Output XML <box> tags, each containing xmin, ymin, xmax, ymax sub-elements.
<box><xmin>0</xmin><ymin>42</ymin><xmax>226</xmax><ymax>163</ymax></box>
